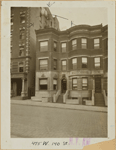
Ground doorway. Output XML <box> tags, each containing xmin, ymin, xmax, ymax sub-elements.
<box><xmin>11</xmin><ymin>78</ymin><xmax>22</xmax><ymax>96</ymax></box>
<box><xmin>61</xmin><ymin>78</ymin><xmax>67</xmax><ymax>93</ymax></box>
<box><xmin>95</xmin><ymin>77</ymin><xmax>101</xmax><ymax>93</ymax></box>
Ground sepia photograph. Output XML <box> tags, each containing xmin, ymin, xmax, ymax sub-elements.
<box><xmin>1</xmin><ymin>1</ymin><xmax>115</xmax><ymax>149</ymax></box>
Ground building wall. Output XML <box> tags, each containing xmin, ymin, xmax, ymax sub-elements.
<box><xmin>10</xmin><ymin>7</ymin><xmax>60</xmax><ymax>98</ymax></box>
<box><xmin>35</xmin><ymin>24</ymin><xmax>108</xmax><ymax>101</ymax></box>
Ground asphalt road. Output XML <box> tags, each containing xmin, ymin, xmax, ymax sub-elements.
<box><xmin>11</xmin><ymin>104</ymin><xmax>107</xmax><ymax>138</ymax></box>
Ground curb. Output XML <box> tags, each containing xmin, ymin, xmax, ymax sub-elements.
<box><xmin>11</xmin><ymin>100</ymin><xmax>107</xmax><ymax>113</ymax></box>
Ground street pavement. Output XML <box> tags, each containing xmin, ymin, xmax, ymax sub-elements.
<box><xmin>11</xmin><ymin>104</ymin><xmax>107</xmax><ymax>138</ymax></box>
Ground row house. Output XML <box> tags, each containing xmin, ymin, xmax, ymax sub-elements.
<box><xmin>32</xmin><ymin>24</ymin><xmax>108</xmax><ymax>106</ymax></box>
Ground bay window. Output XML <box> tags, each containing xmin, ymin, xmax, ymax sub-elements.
<box><xmin>72</xmin><ymin>58</ymin><xmax>77</xmax><ymax>69</ymax></box>
<box><xmin>72</xmin><ymin>39</ymin><xmax>77</xmax><ymax>50</ymax></box>
<box><xmin>81</xmin><ymin>38</ymin><xmax>87</xmax><ymax>49</ymax></box>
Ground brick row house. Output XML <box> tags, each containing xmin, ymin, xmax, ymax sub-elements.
<box><xmin>32</xmin><ymin>24</ymin><xmax>108</xmax><ymax>106</ymax></box>
<box><xmin>10</xmin><ymin>7</ymin><xmax>59</xmax><ymax>99</ymax></box>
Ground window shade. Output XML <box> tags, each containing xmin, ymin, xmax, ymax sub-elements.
<box><xmin>73</xmin><ymin>78</ymin><xmax>77</xmax><ymax>84</ymax></box>
<box><xmin>40</xmin><ymin>79</ymin><xmax>47</xmax><ymax>85</ymax></box>
<box><xmin>53</xmin><ymin>79</ymin><xmax>57</xmax><ymax>84</ymax></box>
<box><xmin>94</xmin><ymin>39</ymin><xmax>99</xmax><ymax>43</ymax></box>
<box><xmin>72</xmin><ymin>58</ymin><xmax>77</xmax><ymax>64</ymax></box>
<box><xmin>40</xmin><ymin>60</ymin><xmax>47</xmax><ymax>65</ymax></box>
<box><xmin>40</xmin><ymin>41</ymin><xmax>48</xmax><ymax>46</ymax></box>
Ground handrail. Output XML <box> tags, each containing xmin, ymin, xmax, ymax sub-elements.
<box><xmin>53</xmin><ymin>90</ymin><xmax>61</xmax><ymax>103</ymax></box>
<box><xmin>63</xmin><ymin>90</ymin><xmax>69</xmax><ymax>103</ymax></box>
<box><xmin>92</xmin><ymin>90</ymin><xmax>95</xmax><ymax>105</ymax></box>
<box><xmin>102</xmin><ymin>90</ymin><xmax>107</xmax><ymax>106</ymax></box>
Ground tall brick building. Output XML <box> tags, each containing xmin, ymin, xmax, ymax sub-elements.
<box><xmin>10</xmin><ymin>7</ymin><xmax>59</xmax><ymax>99</ymax></box>
<box><xmin>32</xmin><ymin>24</ymin><xmax>108</xmax><ymax>106</ymax></box>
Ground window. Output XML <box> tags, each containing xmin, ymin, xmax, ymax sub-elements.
<box><xmin>20</xmin><ymin>31</ymin><xmax>25</xmax><ymax>40</ymax></box>
<box><xmin>19</xmin><ymin>43</ymin><xmax>25</xmax><ymax>56</ymax></box>
<box><xmin>72</xmin><ymin>58</ymin><xmax>77</xmax><ymax>69</ymax></box>
<box><xmin>53</xmin><ymin>59</ymin><xmax>57</xmax><ymax>70</ymax></box>
<box><xmin>82</xmin><ymin>57</ymin><xmax>87</xmax><ymax>68</ymax></box>
<box><xmin>53</xmin><ymin>79</ymin><xmax>57</xmax><ymax>90</ymax></box>
<box><xmin>20</xmin><ymin>11</ymin><xmax>26</xmax><ymax>24</ymax></box>
<box><xmin>81</xmin><ymin>38</ymin><xmax>87</xmax><ymax>49</ymax></box>
<box><xmin>54</xmin><ymin>41</ymin><xmax>57</xmax><ymax>51</ymax></box>
<box><xmin>94</xmin><ymin>38</ymin><xmax>100</xmax><ymax>49</ymax></box>
<box><xmin>11</xmin><ymin>17</ymin><xmax>13</xmax><ymax>25</ymax></box>
<box><xmin>94</xmin><ymin>57</ymin><xmax>100</xmax><ymax>68</ymax></box>
<box><xmin>39</xmin><ymin>79</ymin><xmax>47</xmax><ymax>90</ymax></box>
<box><xmin>82</xmin><ymin>78</ymin><xmax>88</xmax><ymax>90</ymax></box>
<box><xmin>72</xmin><ymin>78</ymin><xmax>77</xmax><ymax>90</ymax></box>
<box><xmin>61</xmin><ymin>60</ymin><xmax>67</xmax><ymax>71</ymax></box>
<box><xmin>19</xmin><ymin>62</ymin><xmax>24</xmax><ymax>72</ymax></box>
<box><xmin>39</xmin><ymin>59</ymin><xmax>48</xmax><ymax>70</ymax></box>
<box><xmin>72</xmin><ymin>39</ymin><xmax>77</xmax><ymax>50</ymax></box>
<box><xmin>40</xmin><ymin>41</ymin><xmax>48</xmax><ymax>52</ymax></box>
<box><xmin>61</xmin><ymin>43</ymin><xmax>66</xmax><ymax>52</ymax></box>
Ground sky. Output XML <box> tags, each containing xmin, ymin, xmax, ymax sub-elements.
<box><xmin>49</xmin><ymin>8</ymin><xmax>107</xmax><ymax>31</ymax></box>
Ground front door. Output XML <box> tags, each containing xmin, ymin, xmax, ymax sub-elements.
<box><xmin>95</xmin><ymin>77</ymin><xmax>101</xmax><ymax>93</ymax></box>
<box><xmin>17</xmin><ymin>78</ymin><xmax>22</xmax><ymax>96</ymax></box>
<box><xmin>61</xmin><ymin>78</ymin><xmax>67</xmax><ymax>93</ymax></box>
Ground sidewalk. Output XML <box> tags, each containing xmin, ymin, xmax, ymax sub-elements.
<box><xmin>11</xmin><ymin>99</ymin><xmax>107</xmax><ymax>113</ymax></box>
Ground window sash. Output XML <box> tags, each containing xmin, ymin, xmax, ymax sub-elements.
<box><xmin>40</xmin><ymin>59</ymin><xmax>48</xmax><ymax>70</ymax></box>
<box><xmin>62</xmin><ymin>43</ymin><xmax>66</xmax><ymax>48</ymax></box>
<box><xmin>40</xmin><ymin>41</ymin><xmax>48</xmax><ymax>47</ymax></box>
<box><xmin>72</xmin><ymin>58</ymin><xmax>77</xmax><ymax>64</ymax></box>
<box><xmin>53</xmin><ymin>79</ymin><xmax>57</xmax><ymax>84</ymax></box>
<box><xmin>82</xmin><ymin>78</ymin><xmax>88</xmax><ymax>89</ymax></box>
<box><xmin>82</xmin><ymin>38</ymin><xmax>87</xmax><ymax>44</ymax></box>
<box><xmin>72</xmin><ymin>78</ymin><xmax>77</xmax><ymax>89</ymax></box>
<box><xmin>72</xmin><ymin>39</ymin><xmax>77</xmax><ymax>45</ymax></box>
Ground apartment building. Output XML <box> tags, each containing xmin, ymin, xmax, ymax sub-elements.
<box><xmin>10</xmin><ymin>7</ymin><xmax>59</xmax><ymax>99</ymax></box>
<box><xmin>32</xmin><ymin>24</ymin><xmax>108</xmax><ymax>106</ymax></box>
